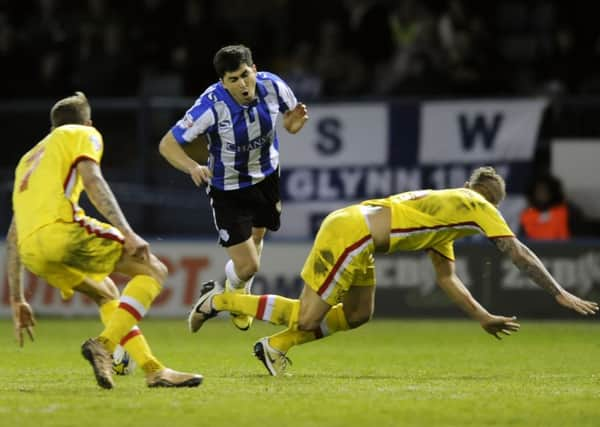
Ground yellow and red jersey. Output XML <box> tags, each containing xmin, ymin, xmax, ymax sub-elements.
<box><xmin>12</xmin><ymin>124</ymin><xmax>103</xmax><ymax>243</ymax></box>
<box><xmin>363</xmin><ymin>188</ymin><xmax>514</xmax><ymax>260</ymax></box>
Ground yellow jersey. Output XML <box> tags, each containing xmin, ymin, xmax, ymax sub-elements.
<box><xmin>12</xmin><ymin>125</ymin><xmax>103</xmax><ymax>242</ymax></box>
<box><xmin>363</xmin><ymin>188</ymin><xmax>514</xmax><ymax>260</ymax></box>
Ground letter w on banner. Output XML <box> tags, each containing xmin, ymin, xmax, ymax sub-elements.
<box><xmin>418</xmin><ymin>98</ymin><xmax>548</xmax><ymax>232</ymax></box>
<box><xmin>419</xmin><ymin>98</ymin><xmax>547</xmax><ymax>163</ymax></box>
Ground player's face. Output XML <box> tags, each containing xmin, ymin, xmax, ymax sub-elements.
<box><xmin>222</xmin><ymin>63</ymin><xmax>257</xmax><ymax>105</ymax></box>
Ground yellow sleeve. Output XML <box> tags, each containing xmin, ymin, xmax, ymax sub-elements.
<box><xmin>74</xmin><ymin>127</ymin><xmax>103</xmax><ymax>164</ymax></box>
<box><xmin>478</xmin><ymin>203</ymin><xmax>515</xmax><ymax>238</ymax></box>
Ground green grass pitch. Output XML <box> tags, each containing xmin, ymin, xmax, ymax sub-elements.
<box><xmin>1</xmin><ymin>317</ymin><xmax>599</xmax><ymax>427</ymax></box>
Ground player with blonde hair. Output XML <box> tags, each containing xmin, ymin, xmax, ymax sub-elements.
<box><xmin>189</xmin><ymin>166</ymin><xmax>598</xmax><ymax>376</ymax></box>
<box><xmin>7</xmin><ymin>92</ymin><xmax>202</xmax><ymax>389</ymax></box>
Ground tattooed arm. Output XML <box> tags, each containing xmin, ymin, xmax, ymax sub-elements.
<box><xmin>493</xmin><ymin>236</ymin><xmax>598</xmax><ymax>315</ymax></box>
<box><xmin>77</xmin><ymin>159</ymin><xmax>133</xmax><ymax>234</ymax></box>
<box><xmin>6</xmin><ymin>218</ymin><xmax>36</xmax><ymax>346</ymax></box>
<box><xmin>428</xmin><ymin>251</ymin><xmax>520</xmax><ymax>339</ymax></box>
<box><xmin>77</xmin><ymin>159</ymin><xmax>149</xmax><ymax>259</ymax></box>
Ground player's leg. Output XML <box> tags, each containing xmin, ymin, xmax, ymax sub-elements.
<box><xmin>188</xmin><ymin>280</ymin><xmax>299</xmax><ymax>332</ymax></box>
<box><xmin>75</xmin><ymin>276</ymin><xmax>165</xmax><ymax>376</ymax></box>
<box><xmin>254</xmin><ymin>205</ymin><xmax>373</xmax><ymax>375</ymax></box>
<box><xmin>20</xmin><ymin>221</ymin><xmax>121</xmax><ymax>389</ymax></box>
<box><xmin>208</xmin><ymin>183</ymin><xmax>261</xmax><ymax>331</ymax></box>
<box><xmin>106</xmin><ymin>251</ymin><xmax>202</xmax><ymax>387</ymax></box>
<box><xmin>96</xmin><ymin>251</ymin><xmax>166</xmax><ymax>353</ymax></box>
<box><xmin>254</xmin><ymin>284</ymin><xmax>352</xmax><ymax>376</ymax></box>
<box><xmin>223</xmin><ymin>231</ymin><xmax>262</xmax><ymax>330</ymax></box>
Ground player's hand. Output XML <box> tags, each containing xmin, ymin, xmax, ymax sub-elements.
<box><xmin>283</xmin><ymin>103</ymin><xmax>309</xmax><ymax>134</ymax></box>
<box><xmin>11</xmin><ymin>300</ymin><xmax>36</xmax><ymax>347</ymax></box>
<box><xmin>188</xmin><ymin>164</ymin><xmax>212</xmax><ymax>187</ymax></box>
<box><xmin>555</xmin><ymin>290</ymin><xmax>599</xmax><ymax>315</ymax></box>
<box><xmin>480</xmin><ymin>315</ymin><xmax>520</xmax><ymax>340</ymax></box>
<box><xmin>123</xmin><ymin>231</ymin><xmax>150</xmax><ymax>261</ymax></box>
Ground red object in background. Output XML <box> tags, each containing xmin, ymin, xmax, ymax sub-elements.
<box><xmin>520</xmin><ymin>204</ymin><xmax>570</xmax><ymax>240</ymax></box>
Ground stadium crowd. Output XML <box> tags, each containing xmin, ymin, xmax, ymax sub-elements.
<box><xmin>1</xmin><ymin>0</ymin><xmax>600</xmax><ymax>99</ymax></box>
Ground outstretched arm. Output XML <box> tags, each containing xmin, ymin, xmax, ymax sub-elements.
<box><xmin>428</xmin><ymin>251</ymin><xmax>520</xmax><ymax>339</ymax></box>
<box><xmin>6</xmin><ymin>218</ymin><xmax>36</xmax><ymax>346</ymax></box>
<box><xmin>493</xmin><ymin>236</ymin><xmax>598</xmax><ymax>315</ymax></box>
<box><xmin>158</xmin><ymin>131</ymin><xmax>211</xmax><ymax>186</ymax></box>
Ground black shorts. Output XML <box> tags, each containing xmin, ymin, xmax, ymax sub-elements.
<box><xmin>208</xmin><ymin>171</ymin><xmax>281</xmax><ymax>247</ymax></box>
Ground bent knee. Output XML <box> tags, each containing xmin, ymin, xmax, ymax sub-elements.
<box><xmin>105</xmin><ymin>281</ymin><xmax>120</xmax><ymax>301</ymax></box>
<box><xmin>297</xmin><ymin>317</ymin><xmax>321</xmax><ymax>331</ymax></box>
<box><xmin>236</xmin><ymin>260</ymin><xmax>259</xmax><ymax>281</ymax></box>
<box><xmin>148</xmin><ymin>257</ymin><xmax>168</xmax><ymax>284</ymax></box>
<box><xmin>346</xmin><ymin>311</ymin><xmax>372</xmax><ymax>329</ymax></box>
<box><xmin>95</xmin><ymin>282</ymin><xmax>120</xmax><ymax>306</ymax></box>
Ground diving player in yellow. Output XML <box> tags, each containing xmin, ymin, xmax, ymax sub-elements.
<box><xmin>188</xmin><ymin>166</ymin><xmax>599</xmax><ymax>376</ymax></box>
<box><xmin>7</xmin><ymin>91</ymin><xmax>202</xmax><ymax>389</ymax></box>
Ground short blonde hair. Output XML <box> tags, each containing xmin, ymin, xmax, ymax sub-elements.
<box><xmin>50</xmin><ymin>91</ymin><xmax>91</xmax><ymax>128</ymax></box>
<box><xmin>467</xmin><ymin>166</ymin><xmax>506</xmax><ymax>205</ymax></box>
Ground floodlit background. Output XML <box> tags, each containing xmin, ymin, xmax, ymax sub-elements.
<box><xmin>2</xmin><ymin>0</ymin><xmax>599</xmax><ymax>318</ymax></box>
<box><xmin>1</xmin><ymin>1</ymin><xmax>600</xmax><ymax>426</ymax></box>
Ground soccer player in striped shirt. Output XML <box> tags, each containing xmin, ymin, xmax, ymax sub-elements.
<box><xmin>159</xmin><ymin>44</ymin><xmax>308</xmax><ymax>331</ymax></box>
<box><xmin>188</xmin><ymin>166</ymin><xmax>598</xmax><ymax>376</ymax></box>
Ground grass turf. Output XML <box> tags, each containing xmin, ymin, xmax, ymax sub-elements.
<box><xmin>1</xmin><ymin>318</ymin><xmax>599</xmax><ymax>427</ymax></box>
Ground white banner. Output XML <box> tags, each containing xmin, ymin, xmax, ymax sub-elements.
<box><xmin>277</xmin><ymin>103</ymin><xmax>388</xmax><ymax>166</ymax></box>
<box><xmin>419</xmin><ymin>99</ymin><xmax>547</xmax><ymax>164</ymax></box>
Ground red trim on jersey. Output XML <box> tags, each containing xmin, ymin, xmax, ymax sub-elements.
<box><xmin>391</xmin><ymin>221</ymin><xmax>483</xmax><ymax>234</ymax></box>
<box><xmin>120</xmin><ymin>328</ymin><xmax>142</xmax><ymax>346</ymax></box>
<box><xmin>256</xmin><ymin>295</ymin><xmax>268</xmax><ymax>320</ymax></box>
<box><xmin>75</xmin><ymin>218</ymin><xmax>124</xmax><ymax>242</ymax></box>
<box><xmin>71</xmin><ymin>204</ymin><xmax>125</xmax><ymax>244</ymax></box>
<box><xmin>317</xmin><ymin>234</ymin><xmax>371</xmax><ymax>296</ymax></box>
<box><xmin>118</xmin><ymin>302</ymin><xmax>142</xmax><ymax>321</ymax></box>
<box><xmin>63</xmin><ymin>155</ymin><xmax>98</xmax><ymax>191</ymax></box>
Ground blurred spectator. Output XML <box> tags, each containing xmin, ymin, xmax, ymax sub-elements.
<box><xmin>437</xmin><ymin>0</ymin><xmax>494</xmax><ymax>94</ymax></box>
<box><xmin>519</xmin><ymin>174</ymin><xmax>600</xmax><ymax>240</ymax></box>
<box><xmin>1</xmin><ymin>0</ymin><xmax>600</xmax><ymax>99</ymax></box>
<box><xmin>281</xmin><ymin>41</ymin><xmax>323</xmax><ymax>101</ymax></box>
<box><xmin>314</xmin><ymin>19</ymin><xmax>366</xmax><ymax>97</ymax></box>
<box><xmin>343</xmin><ymin>0</ymin><xmax>394</xmax><ymax>70</ymax></box>
<box><xmin>372</xmin><ymin>0</ymin><xmax>442</xmax><ymax>95</ymax></box>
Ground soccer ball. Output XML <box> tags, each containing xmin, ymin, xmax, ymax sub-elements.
<box><xmin>112</xmin><ymin>345</ymin><xmax>137</xmax><ymax>376</ymax></box>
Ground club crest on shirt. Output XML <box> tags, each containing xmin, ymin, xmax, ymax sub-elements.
<box><xmin>181</xmin><ymin>113</ymin><xmax>194</xmax><ymax>129</ymax></box>
<box><xmin>89</xmin><ymin>134</ymin><xmax>102</xmax><ymax>152</ymax></box>
<box><xmin>219</xmin><ymin>228</ymin><xmax>230</xmax><ymax>242</ymax></box>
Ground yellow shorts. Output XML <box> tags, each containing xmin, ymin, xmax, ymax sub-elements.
<box><xmin>19</xmin><ymin>218</ymin><xmax>124</xmax><ymax>300</ymax></box>
<box><xmin>301</xmin><ymin>205</ymin><xmax>375</xmax><ymax>306</ymax></box>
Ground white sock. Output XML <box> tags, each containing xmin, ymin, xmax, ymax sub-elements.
<box><xmin>225</xmin><ymin>259</ymin><xmax>243</xmax><ymax>289</ymax></box>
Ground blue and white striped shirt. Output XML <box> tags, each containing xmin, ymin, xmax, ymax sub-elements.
<box><xmin>171</xmin><ymin>72</ymin><xmax>298</xmax><ymax>190</ymax></box>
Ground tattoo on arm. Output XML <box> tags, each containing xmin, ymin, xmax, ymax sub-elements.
<box><xmin>84</xmin><ymin>175</ymin><xmax>131</xmax><ymax>234</ymax></box>
<box><xmin>494</xmin><ymin>237</ymin><xmax>562</xmax><ymax>296</ymax></box>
